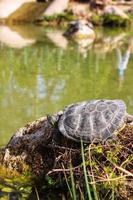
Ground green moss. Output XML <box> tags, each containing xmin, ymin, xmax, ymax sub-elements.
<box><xmin>45</xmin><ymin>175</ymin><xmax>56</xmax><ymax>186</ymax></box>
<box><xmin>40</xmin><ymin>11</ymin><xmax>77</xmax><ymax>27</ymax></box>
<box><xmin>91</xmin><ymin>13</ymin><xmax>102</xmax><ymax>25</ymax></box>
<box><xmin>102</xmin><ymin>14</ymin><xmax>131</xmax><ymax>27</ymax></box>
<box><xmin>43</xmin><ymin>11</ymin><xmax>76</xmax><ymax>22</ymax></box>
<box><xmin>0</xmin><ymin>165</ymin><xmax>32</xmax><ymax>199</ymax></box>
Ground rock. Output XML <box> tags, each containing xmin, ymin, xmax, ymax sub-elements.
<box><xmin>103</xmin><ymin>5</ymin><xmax>130</xmax><ymax>27</ymax></box>
<box><xmin>5</xmin><ymin>2</ymin><xmax>50</xmax><ymax>24</ymax></box>
<box><xmin>0</xmin><ymin>116</ymin><xmax>79</xmax><ymax>175</ymax></box>
<box><xmin>64</xmin><ymin>20</ymin><xmax>95</xmax><ymax>39</ymax></box>
<box><xmin>44</xmin><ymin>0</ymin><xmax>69</xmax><ymax>16</ymax></box>
<box><xmin>0</xmin><ymin>0</ymin><xmax>35</xmax><ymax>19</ymax></box>
<box><xmin>69</xmin><ymin>1</ymin><xmax>90</xmax><ymax>18</ymax></box>
<box><xmin>104</xmin><ymin>5</ymin><xmax>129</xmax><ymax>19</ymax></box>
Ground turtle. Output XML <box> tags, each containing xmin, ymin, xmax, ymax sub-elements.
<box><xmin>48</xmin><ymin>99</ymin><xmax>133</xmax><ymax>143</ymax></box>
<box><xmin>63</xmin><ymin>20</ymin><xmax>95</xmax><ymax>39</ymax></box>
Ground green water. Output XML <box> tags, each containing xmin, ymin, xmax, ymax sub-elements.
<box><xmin>0</xmin><ymin>25</ymin><xmax>133</xmax><ymax>146</ymax></box>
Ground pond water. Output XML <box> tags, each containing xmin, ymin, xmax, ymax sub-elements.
<box><xmin>0</xmin><ymin>24</ymin><xmax>133</xmax><ymax>146</ymax></box>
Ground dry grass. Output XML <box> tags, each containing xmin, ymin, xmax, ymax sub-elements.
<box><xmin>44</xmin><ymin>124</ymin><xmax>133</xmax><ymax>200</ymax></box>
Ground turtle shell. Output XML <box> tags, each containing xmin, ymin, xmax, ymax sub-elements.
<box><xmin>58</xmin><ymin>100</ymin><xmax>126</xmax><ymax>142</ymax></box>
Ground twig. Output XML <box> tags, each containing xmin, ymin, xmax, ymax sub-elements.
<box><xmin>90</xmin><ymin>175</ymin><xmax>128</xmax><ymax>184</ymax></box>
<box><xmin>113</xmin><ymin>164</ymin><xmax>133</xmax><ymax>177</ymax></box>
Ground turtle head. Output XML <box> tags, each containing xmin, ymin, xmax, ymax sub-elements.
<box><xmin>47</xmin><ymin>111</ymin><xmax>63</xmax><ymax>127</ymax></box>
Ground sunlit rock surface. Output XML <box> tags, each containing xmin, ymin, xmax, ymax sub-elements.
<box><xmin>0</xmin><ymin>0</ymin><xmax>35</xmax><ymax>18</ymax></box>
<box><xmin>104</xmin><ymin>5</ymin><xmax>129</xmax><ymax>19</ymax></box>
<box><xmin>44</xmin><ymin>0</ymin><xmax>69</xmax><ymax>16</ymax></box>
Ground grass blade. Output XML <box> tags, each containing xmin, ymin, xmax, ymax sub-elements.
<box><xmin>81</xmin><ymin>140</ymin><xmax>93</xmax><ymax>200</ymax></box>
<box><xmin>62</xmin><ymin>164</ymin><xmax>73</xmax><ymax>199</ymax></box>
<box><xmin>70</xmin><ymin>163</ymin><xmax>77</xmax><ymax>200</ymax></box>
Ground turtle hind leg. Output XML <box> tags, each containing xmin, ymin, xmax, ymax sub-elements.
<box><xmin>126</xmin><ymin>114</ymin><xmax>133</xmax><ymax>123</ymax></box>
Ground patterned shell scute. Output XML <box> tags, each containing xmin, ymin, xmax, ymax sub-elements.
<box><xmin>58</xmin><ymin>100</ymin><xmax>126</xmax><ymax>142</ymax></box>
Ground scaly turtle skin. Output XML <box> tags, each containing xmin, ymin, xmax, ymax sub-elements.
<box><xmin>56</xmin><ymin>99</ymin><xmax>133</xmax><ymax>143</ymax></box>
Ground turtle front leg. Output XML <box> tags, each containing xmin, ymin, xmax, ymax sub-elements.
<box><xmin>47</xmin><ymin>111</ymin><xmax>63</xmax><ymax>127</ymax></box>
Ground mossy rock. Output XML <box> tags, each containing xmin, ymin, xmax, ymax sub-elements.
<box><xmin>5</xmin><ymin>2</ymin><xmax>49</xmax><ymax>24</ymax></box>
<box><xmin>43</xmin><ymin>11</ymin><xmax>76</xmax><ymax>22</ymax></box>
<box><xmin>41</xmin><ymin>11</ymin><xmax>77</xmax><ymax>27</ymax></box>
<box><xmin>91</xmin><ymin>13</ymin><xmax>102</xmax><ymax>26</ymax></box>
<box><xmin>102</xmin><ymin>14</ymin><xmax>131</xmax><ymax>27</ymax></box>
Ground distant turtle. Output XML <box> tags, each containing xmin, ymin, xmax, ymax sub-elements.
<box><xmin>48</xmin><ymin>100</ymin><xmax>133</xmax><ymax>143</ymax></box>
<box><xmin>63</xmin><ymin>20</ymin><xmax>95</xmax><ymax>39</ymax></box>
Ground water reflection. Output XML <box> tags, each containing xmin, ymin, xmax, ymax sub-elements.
<box><xmin>76</xmin><ymin>37</ymin><xmax>94</xmax><ymax>58</ymax></box>
<box><xmin>116</xmin><ymin>48</ymin><xmax>130</xmax><ymax>89</ymax></box>
<box><xmin>0</xmin><ymin>25</ymin><xmax>35</xmax><ymax>48</ymax></box>
<box><xmin>46</xmin><ymin>30</ymin><xmax>68</xmax><ymax>49</ymax></box>
<box><xmin>0</xmin><ymin>24</ymin><xmax>133</xmax><ymax>145</ymax></box>
<box><xmin>116</xmin><ymin>38</ymin><xmax>133</xmax><ymax>88</ymax></box>
<box><xmin>94</xmin><ymin>32</ymin><xmax>127</xmax><ymax>54</ymax></box>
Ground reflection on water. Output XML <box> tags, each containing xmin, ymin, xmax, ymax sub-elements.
<box><xmin>0</xmin><ymin>24</ymin><xmax>133</xmax><ymax>145</ymax></box>
<box><xmin>116</xmin><ymin>47</ymin><xmax>130</xmax><ymax>89</ymax></box>
<box><xmin>116</xmin><ymin>39</ymin><xmax>133</xmax><ymax>90</ymax></box>
<box><xmin>46</xmin><ymin>30</ymin><xmax>68</xmax><ymax>49</ymax></box>
<box><xmin>0</xmin><ymin>25</ymin><xmax>35</xmax><ymax>48</ymax></box>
